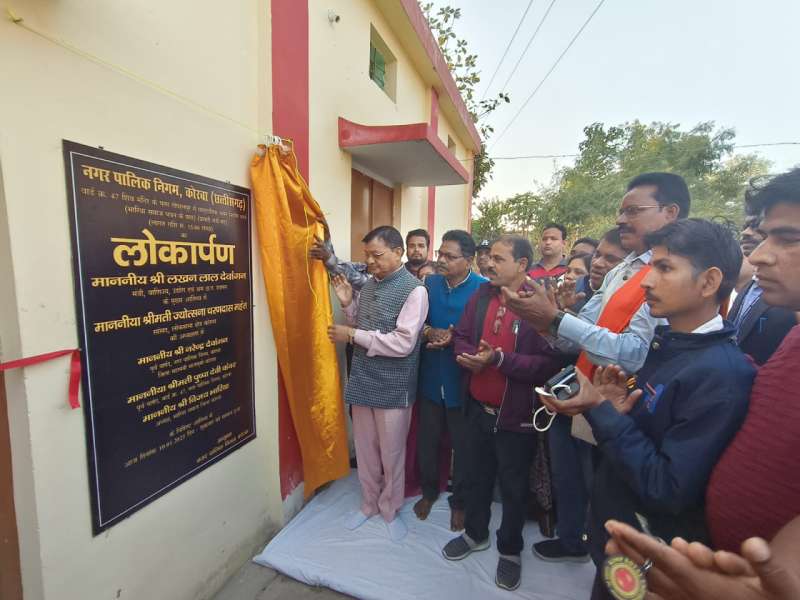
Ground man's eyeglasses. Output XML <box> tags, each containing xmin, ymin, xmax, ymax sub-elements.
<box><xmin>618</xmin><ymin>205</ymin><xmax>663</xmax><ymax>218</ymax></box>
<box><xmin>435</xmin><ymin>251</ymin><xmax>464</xmax><ymax>262</ymax></box>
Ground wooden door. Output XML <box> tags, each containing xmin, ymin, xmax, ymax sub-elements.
<box><xmin>370</xmin><ymin>180</ymin><xmax>393</xmax><ymax>229</ymax></box>
<box><xmin>349</xmin><ymin>169</ymin><xmax>394</xmax><ymax>260</ymax></box>
<box><xmin>0</xmin><ymin>373</ymin><xmax>23</xmax><ymax>600</ymax></box>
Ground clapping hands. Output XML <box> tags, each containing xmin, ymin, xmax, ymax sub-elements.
<box><xmin>456</xmin><ymin>339</ymin><xmax>498</xmax><ymax>373</ymax></box>
<box><xmin>537</xmin><ymin>365</ymin><xmax>642</xmax><ymax>417</ymax></box>
<box><xmin>426</xmin><ymin>325</ymin><xmax>454</xmax><ymax>350</ymax></box>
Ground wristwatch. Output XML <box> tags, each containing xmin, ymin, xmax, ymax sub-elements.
<box><xmin>348</xmin><ymin>327</ymin><xmax>356</xmax><ymax>344</ymax></box>
<box><xmin>550</xmin><ymin>310</ymin><xmax>566</xmax><ymax>337</ymax></box>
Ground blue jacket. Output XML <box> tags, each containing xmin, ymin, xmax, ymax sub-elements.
<box><xmin>585</xmin><ymin>322</ymin><xmax>755</xmax><ymax>564</ymax></box>
<box><xmin>419</xmin><ymin>272</ymin><xmax>485</xmax><ymax>408</ymax></box>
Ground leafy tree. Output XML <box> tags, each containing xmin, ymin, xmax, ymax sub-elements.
<box><xmin>421</xmin><ymin>2</ymin><xmax>510</xmax><ymax>196</ymax></box>
<box><xmin>477</xmin><ymin>121</ymin><xmax>771</xmax><ymax>241</ymax></box>
<box><xmin>470</xmin><ymin>196</ymin><xmax>506</xmax><ymax>241</ymax></box>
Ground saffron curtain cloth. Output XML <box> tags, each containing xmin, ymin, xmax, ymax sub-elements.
<box><xmin>250</xmin><ymin>145</ymin><xmax>349</xmax><ymax>497</ymax></box>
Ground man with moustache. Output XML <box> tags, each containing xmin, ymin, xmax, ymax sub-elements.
<box><xmin>601</xmin><ymin>168</ymin><xmax>800</xmax><ymax>600</ymax></box>
<box><xmin>475</xmin><ymin>239</ymin><xmax>491</xmax><ymax>277</ymax></box>
<box><xmin>505</xmin><ymin>172</ymin><xmax>690</xmax><ymax>378</ymax></box>
<box><xmin>559</xmin><ymin>228</ymin><xmax>627</xmax><ymax>314</ymax></box>
<box><xmin>538</xmin><ymin>219</ymin><xmax>755</xmax><ymax>599</ymax></box>
<box><xmin>535</xmin><ymin>227</ymin><xmax>627</xmax><ymax>563</ymax></box>
<box><xmin>728</xmin><ymin>216</ymin><xmax>762</xmax><ymax>306</ymax></box>
<box><xmin>529</xmin><ymin>223</ymin><xmax>569</xmax><ymax>280</ymax></box>
<box><xmin>441</xmin><ymin>236</ymin><xmax>562</xmax><ymax>591</ymax></box>
<box><xmin>727</xmin><ymin>214</ymin><xmax>796</xmax><ymax>365</ymax></box>
<box><xmin>504</xmin><ymin>173</ymin><xmax>690</xmax><ymax>564</ymax></box>
<box><xmin>404</xmin><ymin>229</ymin><xmax>432</xmax><ymax>279</ymax></box>
<box><xmin>606</xmin><ymin>168</ymin><xmax>800</xmax><ymax>600</ymax></box>
<box><xmin>413</xmin><ymin>230</ymin><xmax>486</xmax><ymax>531</ymax></box>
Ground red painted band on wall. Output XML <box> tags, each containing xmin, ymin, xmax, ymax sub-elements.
<box><xmin>272</xmin><ymin>0</ymin><xmax>310</xmax><ymax>179</ymax></box>
<box><xmin>271</xmin><ymin>0</ymin><xmax>309</xmax><ymax>500</ymax></box>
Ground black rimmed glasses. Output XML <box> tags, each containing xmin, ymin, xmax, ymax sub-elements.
<box><xmin>435</xmin><ymin>251</ymin><xmax>465</xmax><ymax>262</ymax></box>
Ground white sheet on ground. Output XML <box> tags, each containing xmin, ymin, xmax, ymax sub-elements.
<box><xmin>254</xmin><ymin>471</ymin><xmax>595</xmax><ymax>600</ymax></box>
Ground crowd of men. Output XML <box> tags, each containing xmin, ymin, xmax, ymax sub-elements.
<box><xmin>313</xmin><ymin>167</ymin><xmax>800</xmax><ymax>598</ymax></box>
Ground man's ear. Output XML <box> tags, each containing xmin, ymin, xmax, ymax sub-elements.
<box><xmin>394</xmin><ymin>247</ymin><xmax>405</xmax><ymax>259</ymax></box>
<box><xmin>701</xmin><ymin>267</ymin><xmax>723</xmax><ymax>299</ymax></box>
<box><xmin>663</xmin><ymin>203</ymin><xmax>681</xmax><ymax>221</ymax></box>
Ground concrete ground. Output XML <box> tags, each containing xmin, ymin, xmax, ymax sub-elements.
<box><xmin>212</xmin><ymin>560</ymin><xmax>350</xmax><ymax>600</ymax></box>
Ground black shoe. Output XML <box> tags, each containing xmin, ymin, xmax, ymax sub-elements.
<box><xmin>532</xmin><ymin>538</ymin><xmax>590</xmax><ymax>563</ymax></box>
<box><xmin>442</xmin><ymin>534</ymin><xmax>490</xmax><ymax>561</ymax></box>
<box><xmin>495</xmin><ymin>557</ymin><xmax>521</xmax><ymax>591</ymax></box>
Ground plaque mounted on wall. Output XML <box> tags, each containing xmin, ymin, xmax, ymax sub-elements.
<box><xmin>63</xmin><ymin>140</ymin><xmax>256</xmax><ymax>533</ymax></box>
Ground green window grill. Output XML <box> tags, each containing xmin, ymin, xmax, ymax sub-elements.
<box><xmin>369</xmin><ymin>43</ymin><xmax>386</xmax><ymax>89</ymax></box>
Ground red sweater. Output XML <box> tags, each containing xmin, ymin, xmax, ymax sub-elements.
<box><xmin>528</xmin><ymin>261</ymin><xmax>567</xmax><ymax>281</ymax></box>
<box><xmin>706</xmin><ymin>325</ymin><xmax>800</xmax><ymax>551</ymax></box>
<box><xmin>469</xmin><ymin>296</ymin><xmax>518</xmax><ymax>407</ymax></box>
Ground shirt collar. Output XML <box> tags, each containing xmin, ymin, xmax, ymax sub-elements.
<box><xmin>691</xmin><ymin>314</ymin><xmax>724</xmax><ymax>334</ymax></box>
<box><xmin>533</xmin><ymin>258</ymin><xmax>567</xmax><ymax>270</ymax></box>
<box><xmin>623</xmin><ymin>249</ymin><xmax>653</xmax><ymax>266</ymax></box>
<box><xmin>445</xmin><ymin>271</ymin><xmax>472</xmax><ymax>290</ymax></box>
<box><xmin>374</xmin><ymin>264</ymin><xmax>405</xmax><ymax>282</ymax></box>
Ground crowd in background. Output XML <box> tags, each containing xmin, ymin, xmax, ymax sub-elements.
<box><xmin>312</xmin><ymin>167</ymin><xmax>800</xmax><ymax>599</ymax></box>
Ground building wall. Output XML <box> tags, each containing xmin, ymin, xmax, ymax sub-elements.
<box><xmin>0</xmin><ymin>2</ymin><xmax>283</xmax><ymax>599</ymax></box>
<box><xmin>307</xmin><ymin>0</ymin><xmax>471</xmax><ymax>259</ymax></box>
<box><xmin>434</xmin><ymin>113</ymin><xmax>474</xmax><ymax>243</ymax></box>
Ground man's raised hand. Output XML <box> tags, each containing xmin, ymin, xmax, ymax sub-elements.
<box><xmin>593</xmin><ymin>365</ymin><xmax>642</xmax><ymax>415</ymax></box>
<box><xmin>456</xmin><ymin>339</ymin><xmax>497</xmax><ymax>373</ymax></box>
<box><xmin>331</xmin><ymin>274</ymin><xmax>353</xmax><ymax>307</ymax></box>
<box><xmin>309</xmin><ymin>234</ymin><xmax>332</xmax><ymax>262</ymax></box>
<box><xmin>501</xmin><ymin>277</ymin><xmax>559</xmax><ymax>331</ymax></box>
<box><xmin>556</xmin><ymin>278</ymin><xmax>585</xmax><ymax>310</ymax></box>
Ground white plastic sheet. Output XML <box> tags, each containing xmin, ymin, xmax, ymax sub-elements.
<box><xmin>254</xmin><ymin>472</ymin><xmax>595</xmax><ymax>599</ymax></box>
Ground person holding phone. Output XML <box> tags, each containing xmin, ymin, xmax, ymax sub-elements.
<box><xmin>537</xmin><ymin>219</ymin><xmax>756</xmax><ymax>599</ymax></box>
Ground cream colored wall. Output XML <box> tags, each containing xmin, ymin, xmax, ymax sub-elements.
<box><xmin>433</xmin><ymin>113</ymin><xmax>473</xmax><ymax>244</ymax></box>
<box><xmin>0</xmin><ymin>2</ymin><xmax>283</xmax><ymax>600</ymax></box>
<box><xmin>309</xmin><ymin>0</ymin><xmax>434</xmax><ymax>259</ymax></box>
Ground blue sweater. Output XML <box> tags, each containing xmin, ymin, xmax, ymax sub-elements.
<box><xmin>585</xmin><ymin>322</ymin><xmax>756</xmax><ymax>564</ymax></box>
<box><xmin>419</xmin><ymin>272</ymin><xmax>486</xmax><ymax>408</ymax></box>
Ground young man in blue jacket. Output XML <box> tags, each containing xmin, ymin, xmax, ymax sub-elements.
<box><xmin>538</xmin><ymin>219</ymin><xmax>756</xmax><ymax>599</ymax></box>
<box><xmin>414</xmin><ymin>230</ymin><xmax>486</xmax><ymax>531</ymax></box>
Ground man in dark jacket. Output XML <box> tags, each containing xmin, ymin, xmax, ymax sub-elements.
<box><xmin>537</xmin><ymin>219</ymin><xmax>756</xmax><ymax>599</ymax></box>
<box><xmin>441</xmin><ymin>235</ymin><xmax>562</xmax><ymax>591</ymax></box>
<box><xmin>728</xmin><ymin>216</ymin><xmax>796</xmax><ymax>365</ymax></box>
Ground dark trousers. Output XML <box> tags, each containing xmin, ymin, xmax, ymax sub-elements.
<box><xmin>464</xmin><ymin>400</ymin><xmax>537</xmax><ymax>556</ymax></box>
<box><xmin>549</xmin><ymin>414</ymin><xmax>595</xmax><ymax>552</ymax></box>
<box><xmin>417</xmin><ymin>397</ymin><xmax>468</xmax><ymax>509</ymax></box>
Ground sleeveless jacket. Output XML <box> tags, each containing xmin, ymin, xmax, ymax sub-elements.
<box><xmin>345</xmin><ymin>267</ymin><xmax>424</xmax><ymax>409</ymax></box>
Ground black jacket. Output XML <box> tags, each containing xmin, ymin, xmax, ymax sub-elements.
<box><xmin>729</xmin><ymin>280</ymin><xmax>796</xmax><ymax>365</ymax></box>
